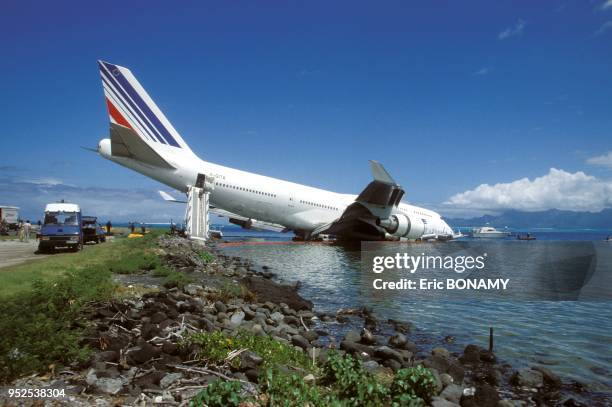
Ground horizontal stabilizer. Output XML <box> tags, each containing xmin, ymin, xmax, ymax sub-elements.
<box><xmin>110</xmin><ymin>123</ymin><xmax>174</xmax><ymax>168</ymax></box>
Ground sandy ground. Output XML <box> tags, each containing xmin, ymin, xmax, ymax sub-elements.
<box><xmin>0</xmin><ymin>240</ymin><xmax>47</xmax><ymax>269</ymax></box>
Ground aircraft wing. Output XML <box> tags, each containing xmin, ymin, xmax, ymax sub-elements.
<box><xmin>311</xmin><ymin>161</ymin><xmax>404</xmax><ymax>239</ymax></box>
<box><xmin>210</xmin><ymin>207</ymin><xmax>287</xmax><ymax>233</ymax></box>
<box><xmin>158</xmin><ymin>191</ymin><xmax>287</xmax><ymax>233</ymax></box>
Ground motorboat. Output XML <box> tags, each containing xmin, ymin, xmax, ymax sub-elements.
<box><xmin>471</xmin><ymin>225</ymin><xmax>511</xmax><ymax>238</ymax></box>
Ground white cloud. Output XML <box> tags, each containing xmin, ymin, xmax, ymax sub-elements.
<box><xmin>444</xmin><ymin>168</ymin><xmax>612</xmax><ymax>213</ymax></box>
<box><xmin>595</xmin><ymin>21</ymin><xmax>612</xmax><ymax>36</ymax></box>
<box><xmin>601</xmin><ymin>0</ymin><xmax>612</xmax><ymax>10</ymax></box>
<box><xmin>498</xmin><ymin>19</ymin><xmax>526</xmax><ymax>40</ymax></box>
<box><xmin>587</xmin><ymin>151</ymin><xmax>612</xmax><ymax>168</ymax></box>
<box><xmin>0</xmin><ymin>178</ymin><xmax>186</xmax><ymax>223</ymax></box>
<box><xmin>473</xmin><ymin>67</ymin><xmax>490</xmax><ymax>76</ymax></box>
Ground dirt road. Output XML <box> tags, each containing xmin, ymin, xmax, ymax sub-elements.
<box><xmin>0</xmin><ymin>240</ymin><xmax>47</xmax><ymax>269</ymax></box>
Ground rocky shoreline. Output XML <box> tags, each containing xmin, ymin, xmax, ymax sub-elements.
<box><xmin>5</xmin><ymin>234</ymin><xmax>599</xmax><ymax>406</ymax></box>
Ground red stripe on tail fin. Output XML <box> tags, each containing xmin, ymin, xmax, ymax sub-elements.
<box><xmin>105</xmin><ymin>97</ymin><xmax>132</xmax><ymax>129</ymax></box>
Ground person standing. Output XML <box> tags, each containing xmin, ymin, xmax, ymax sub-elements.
<box><xmin>23</xmin><ymin>220</ymin><xmax>31</xmax><ymax>242</ymax></box>
<box><xmin>18</xmin><ymin>220</ymin><xmax>24</xmax><ymax>242</ymax></box>
<box><xmin>106</xmin><ymin>220</ymin><xmax>112</xmax><ymax>235</ymax></box>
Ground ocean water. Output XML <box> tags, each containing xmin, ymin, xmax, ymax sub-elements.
<box><xmin>219</xmin><ymin>227</ymin><xmax>612</xmax><ymax>395</ymax></box>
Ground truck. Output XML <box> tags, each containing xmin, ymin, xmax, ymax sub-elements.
<box><xmin>0</xmin><ymin>206</ymin><xmax>20</xmax><ymax>231</ymax></box>
<box><xmin>82</xmin><ymin>216</ymin><xmax>106</xmax><ymax>244</ymax></box>
<box><xmin>38</xmin><ymin>202</ymin><xmax>83</xmax><ymax>252</ymax></box>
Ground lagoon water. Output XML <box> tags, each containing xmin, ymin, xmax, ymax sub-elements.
<box><xmin>219</xmin><ymin>227</ymin><xmax>612</xmax><ymax>395</ymax></box>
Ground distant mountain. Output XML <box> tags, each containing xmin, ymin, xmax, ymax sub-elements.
<box><xmin>447</xmin><ymin>209</ymin><xmax>612</xmax><ymax>229</ymax></box>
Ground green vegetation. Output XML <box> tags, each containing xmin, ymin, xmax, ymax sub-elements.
<box><xmin>0</xmin><ymin>266</ymin><xmax>115</xmax><ymax>382</ymax></box>
<box><xmin>199</xmin><ymin>250</ymin><xmax>215</xmax><ymax>264</ymax></box>
<box><xmin>0</xmin><ymin>230</ymin><xmax>172</xmax><ymax>382</ymax></box>
<box><xmin>185</xmin><ymin>330</ymin><xmax>311</xmax><ymax>370</ymax></box>
<box><xmin>0</xmin><ymin>231</ymin><xmax>164</xmax><ymax>298</ymax></box>
<box><xmin>162</xmin><ymin>270</ymin><xmax>193</xmax><ymax>289</ymax></box>
<box><xmin>189</xmin><ymin>379</ymin><xmax>246</xmax><ymax>407</ymax></box>
<box><xmin>187</xmin><ymin>333</ymin><xmax>437</xmax><ymax>407</ymax></box>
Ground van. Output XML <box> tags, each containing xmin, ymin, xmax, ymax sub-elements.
<box><xmin>38</xmin><ymin>202</ymin><xmax>83</xmax><ymax>252</ymax></box>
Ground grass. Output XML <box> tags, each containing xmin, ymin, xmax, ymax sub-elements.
<box><xmin>0</xmin><ymin>231</ymin><xmax>164</xmax><ymax>299</ymax></box>
<box><xmin>0</xmin><ymin>229</ymin><xmax>171</xmax><ymax>382</ymax></box>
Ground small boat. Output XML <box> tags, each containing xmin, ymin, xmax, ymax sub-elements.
<box><xmin>472</xmin><ymin>225</ymin><xmax>511</xmax><ymax>238</ymax></box>
<box><xmin>517</xmin><ymin>233</ymin><xmax>536</xmax><ymax>241</ymax></box>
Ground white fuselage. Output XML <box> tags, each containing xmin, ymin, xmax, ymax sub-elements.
<box><xmin>100</xmin><ymin>145</ymin><xmax>454</xmax><ymax>237</ymax></box>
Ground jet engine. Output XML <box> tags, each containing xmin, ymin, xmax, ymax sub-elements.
<box><xmin>377</xmin><ymin>214</ymin><xmax>425</xmax><ymax>240</ymax></box>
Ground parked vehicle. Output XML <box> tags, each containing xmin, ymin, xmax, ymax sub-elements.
<box><xmin>38</xmin><ymin>202</ymin><xmax>83</xmax><ymax>252</ymax></box>
<box><xmin>0</xmin><ymin>206</ymin><xmax>19</xmax><ymax>230</ymax></box>
<box><xmin>82</xmin><ymin>216</ymin><xmax>106</xmax><ymax>244</ymax></box>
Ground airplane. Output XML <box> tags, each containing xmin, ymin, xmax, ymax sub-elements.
<box><xmin>94</xmin><ymin>60</ymin><xmax>456</xmax><ymax>241</ymax></box>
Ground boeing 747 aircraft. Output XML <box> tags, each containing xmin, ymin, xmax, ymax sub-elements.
<box><xmin>95</xmin><ymin>61</ymin><xmax>455</xmax><ymax>241</ymax></box>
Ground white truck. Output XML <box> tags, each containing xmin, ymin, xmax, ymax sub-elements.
<box><xmin>0</xmin><ymin>206</ymin><xmax>19</xmax><ymax>230</ymax></box>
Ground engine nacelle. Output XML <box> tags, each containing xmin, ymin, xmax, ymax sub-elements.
<box><xmin>378</xmin><ymin>214</ymin><xmax>425</xmax><ymax>240</ymax></box>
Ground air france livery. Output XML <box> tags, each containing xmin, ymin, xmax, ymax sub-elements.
<box><xmin>95</xmin><ymin>61</ymin><xmax>455</xmax><ymax>241</ymax></box>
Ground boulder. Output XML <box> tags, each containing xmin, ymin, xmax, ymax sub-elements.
<box><xmin>291</xmin><ymin>335</ymin><xmax>310</xmax><ymax>350</ymax></box>
<box><xmin>344</xmin><ymin>330</ymin><xmax>361</xmax><ymax>343</ymax></box>
<box><xmin>360</xmin><ymin>328</ymin><xmax>377</xmax><ymax>345</ymax></box>
<box><xmin>510</xmin><ymin>368</ymin><xmax>544</xmax><ymax>388</ymax></box>
<box><xmin>230</xmin><ymin>311</ymin><xmax>245</xmax><ymax>329</ymax></box>
<box><xmin>388</xmin><ymin>332</ymin><xmax>407</xmax><ymax>349</ymax></box>
<box><xmin>214</xmin><ymin>301</ymin><xmax>227</xmax><ymax>313</ymax></box>
<box><xmin>440</xmin><ymin>384</ymin><xmax>463</xmax><ymax>404</ymax></box>
<box><xmin>533</xmin><ymin>366</ymin><xmax>562</xmax><ymax>389</ymax></box>
<box><xmin>160</xmin><ymin>373</ymin><xmax>182</xmax><ymax>389</ymax></box>
<box><xmin>459</xmin><ymin>383</ymin><xmax>499</xmax><ymax>407</ymax></box>
<box><xmin>373</xmin><ymin>346</ymin><xmax>403</xmax><ymax>363</ymax></box>
<box><xmin>94</xmin><ymin>377</ymin><xmax>123</xmax><ymax>395</ymax></box>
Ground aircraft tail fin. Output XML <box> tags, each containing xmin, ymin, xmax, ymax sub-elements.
<box><xmin>98</xmin><ymin>60</ymin><xmax>194</xmax><ymax>155</ymax></box>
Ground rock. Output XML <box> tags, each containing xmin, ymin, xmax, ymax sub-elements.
<box><xmin>242</xmin><ymin>276</ymin><xmax>313</xmax><ymax>310</ymax></box>
<box><xmin>251</xmin><ymin>324</ymin><xmax>265</xmax><ymax>336</ymax></box>
<box><xmin>460</xmin><ymin>344</ymin><xmax>482</xmax><ymax>364</ymax></box>
<box><xmin>432</xmin><ymin>347</ymin><xmax>450</xmax><ymax>358</ymax></box>
<box><xmin>373</xmin><ymin>346</ymin><xmax>403</xmax><ymax>363</ymax></box>
<box><xmin>184</xmin><ymin>284</ymin><xmax>203</xmax><ymax>296</ymax></box>
<box><xmin>363</xmin><ymin>360</ymin><xmax>380</xmax><ymax>373</ymax></box>
<box><xmin>150</xmin><ymin>311</ymin><xmax>167</xmax><ymax>324</ymax></box>
<box><xmin>291</xmin><ymin>335</ymin><xmax>310</xmax><ymax>350</ymax></box>
<box><xmin>160</xmin><ymin>373</ymin><xmax>182</xmax><ymax>389</ymax></box>
<box><xmin>360</xmin><ymin>328</ymin><xmax>377</xmax><ymax>345</ymax></box>
<box><xmin>303</xmin><ymin>374</ymin><xmax>316</xmax><ymax>384</ymax></box>
<box><xmin>388</xmin><ymin>332</ymin><xmax>407</xmax><ymax>349</ymax></box>
<box><xmin>440</xmin><ymin>373</ymin><xmax>454</xmax><ymax>387</ymax></box>
<box><xmin>240</xmin><ymin>351</ymin><xmax>263</xmax><ymax>369</ymax></box>
<box><xmin>383</xmin><ymin>358</ymin><xmax>402</xmax><ymax>371</ymax></box>
<box><xmin>340</xmin><ymin>341</ymin><xmax>372</xmax><ymax>356</ymax></box>
<box><xmin>510</xmin><ymin>368</ymin><xmax>544</xmax><ymax>388</ymax></box>
<box><xmin>86</xmin><ymin>369</ymin><xmax>98</xmax><ymax>386</ymax></box>
<box><xmin>302</xmin><ymin>330</ymin><xmax>318</xmax><ymax>342</ymax></box>
<box><xmin>97</xmin><ymin>350</ymin><xmax>119</xmax><ymax>363</ymax></box>
<box><xmin>460</xmin><ymin>383</ymin><xmax>499</xmax><ymax>407</ymax></box>
<box><xmin>440</xmin><ymin>384</ymin><xmax>463</xmax><ymax>404</ymax></box>
<box><xmin>129</xmin><ymin>342</ymin><xmax>161</xmax><ymax>364</ymax></box>
<box><xmin>94</xmin><ymin>377</ymin><xmax>123</xmax><ymax>395</ymax></box>
<box><xmin>270</xmin><ymin>311</ymin><xmax>284</xmax><ymax>324</ymax></box>
<box><xmin>431</xmin><ymin>397</ymin><xmax>460</xmax><ymax>407</ymax></box>
<box><xmin>533</xmin><ymin>366</ymin><xmax>562</xmax><ymax>389</ymax></box>
<box><xmin>162</xmin><ymin>342</ymin><xmax>179</xmax><ymax>355</ymax></box>
<box><xmin>214</xmin><ymin>301</ymin><xmax>227</xmax><ymax>313</ymax></box>
<box><xmin>230</xmin><ymin>311</ymin><xmax>245</xmax><ymax>328</ymax></box>
<box><xmin>344</xmin><ymin>330</ymin><xmax>361</xmax><ymax>343</ymax></box>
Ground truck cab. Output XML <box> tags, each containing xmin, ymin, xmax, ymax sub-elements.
<box><xmin>82</xmin><ymin>216</ymin><xmax>106</xmax><ymax>244</ymax></box>
<box><xmin>38</xmin><ymin>202</ymin><xmax>83</xmax><ymax>252</ymax></box>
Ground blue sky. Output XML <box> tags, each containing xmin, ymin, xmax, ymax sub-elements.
<box><xmin>1</xmin><ymin>1</ymin><xmax>611</xmax><ymax>222</ymax></box>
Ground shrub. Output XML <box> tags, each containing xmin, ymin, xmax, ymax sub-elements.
<box><xmin>261</xmin><ymin>368</ymin><xmax>339</xmax><ymax>407</ymax></box>
<box><xmin>322</xmin><ymin>351</ymin><xmax>389</xmax><ymax>406</ymax></box>
<box><xmin>0</xmin><ymin>267</ymin><xmax>115</xmax><ymax>382</ymax></box>
<box><xmin>185</xmin><ymin>331</ymin><xmax>311</xmax><ymax>370</ymax></box>
<box><xmin>391</xmin><ymin>366</ymin><xmax>436</xmax><ymax>404</ymax></box>
<box><xmin>199</xmin><ymin>250</ymin><xmax>215</xmax><ymax>264</ymax></box>
<box><xmin>108</xmin><ymin>252</ymin><xmax>161</xmax><ymax>274</ymax></box>
<box><xmin>162</xmin><ymin>271</ymin><xmax>192</xmax><ymax>289</ymax></box>
<box><xmin>189</xmin><ymin>379</ymin><xmax>246</xmax><ymax>407</ymax></box>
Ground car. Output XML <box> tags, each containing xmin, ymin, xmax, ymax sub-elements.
<box><xmin>82</xmin><ymin>216</ymin><xmax>106</xmax><ymax>244</ymax></box>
